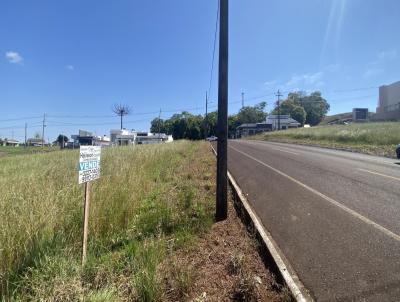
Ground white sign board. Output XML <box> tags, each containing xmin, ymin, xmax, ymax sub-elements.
<box><xmin>78</xmin><ymin>146</ymin><xmax>101</xmax><ymax>184</ymax></box>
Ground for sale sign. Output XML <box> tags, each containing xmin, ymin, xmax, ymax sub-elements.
<box><xmin>78</xmin><ymin>146</ymin><xmax>101</xmax><ymax>184</ymax></box>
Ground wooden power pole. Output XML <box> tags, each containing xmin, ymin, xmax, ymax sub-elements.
<box><xmin>42</xmin><ymin>113</ymin><xmax>46</xmax><ymax>149</ymax></box>
<box><xmin>276</xmin><ymin>90</ymin><xmax>283</xmax><ymax>131</ymax></box>
<box><xmin>205</xmin><ymin>91</ymin><xmax>208</xmax><ymax>139</ymax></box>
<box><xmin>216</xmin><ymin>0</ymin><xmax>228</xmax><ymax>221</ymax></box>
<box><xmin>24</xmin><ymin>123</ymin><xmax>27</xmax><ymax>147</ymax></box>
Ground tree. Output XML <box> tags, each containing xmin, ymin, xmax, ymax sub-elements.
<box><xmin>228</xmin><ymin>114</ymin><xmax>240</xmax><ymax>137</ymax></box>
<box><xmin>150</xmin><ymin>118</ymin><xmax>165</xmax><ymax>134</ymax></box>
<box><xmin>298</xmin><ymin>91</ymin><xmax>330</xmax><ymax>126</ymax></box>
<box><xmin>112</xmin><ymin>104</ymin><xmax>131</xmax><ymax>129</ymax></box>
<box><xmin>290</xmin><ymin>106</ymin><xmax>307</xmax><ymax>125</ymax></box>
<box><xmin>271</xmin><ymin>98</ymin><xmax>307</xmax><ymax>125</ymax></box>
<box><xmin>56</xmin><ymin>134</ymin><xmax>69</xmax><ymax>149</ymax></box>
<box><xmin>205</xmin><ymin>111</ymin><xmax>218</xmax><ymax>137</ymax></box>
<box><xmin>272</xmin><ymin>91</ymin><xmax>329</xmax><ymax>126</ymax></box>
<box><xmin>237</xmin><ymin>102</ymin><xmax>267</xmax><ymax>124</ymax></box>
<box><xmin>151</xmin><ymin>111</ymin><xmax>205</xmax><ymax>140</ymax></box>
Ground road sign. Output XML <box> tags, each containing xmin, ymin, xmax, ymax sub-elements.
<box><xmin>78</xmin><ymin>145</ymin><xmax>101</xmax><ymax>266</ymax></box>
<box><xmin>78</xmin><ymin>146</ymin><xmax>101</xmax><ymax>184</ymax></box>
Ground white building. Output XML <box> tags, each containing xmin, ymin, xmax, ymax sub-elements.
<box><xmin>375</xmin><ymin>81</ymin><xmax>400</xmax><ymax>120</ymax></box>
<box><xmin>109</xmin><ymin>129</ymin><xmax>173</xmax><ymax>146</ymax></box>
<box><xmin>265</xmin><ymin>115</ymin><xmax>301</xmax><ymax>130</ymax></box>
<box><xmin>110</xmin><ymin>129</ymin><xmax>136</xmax><ymax>146</ymax></box>
<box><xmin>70</xmin><ymin>130</ymin><xmax>110</xmax><ymax>147</ymax></box>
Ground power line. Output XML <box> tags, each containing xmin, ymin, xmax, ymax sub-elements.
<box><xmin>331</xmin><ymin>86</ymin><xmax>379</xmax><ymax>93</ymax></box>
<box><xmin>207</xmin><ymin>0</ymin><xmax>220</xmax><ymax>100</ymax></box>
<box><xmin>0</xmin><ymin>116</ymin><xmax>42</xmax><ymax>123</ymax></box>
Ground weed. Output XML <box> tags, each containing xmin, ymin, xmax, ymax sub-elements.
<box><xmin>0</xmin><ymin>141</ymin><xmax>214</xmax><ymax>300</ymax></box>
<box><xmin>253</xmin><ymin>122</ymin><xmax>400</xmax><ymax>157</ymax></box>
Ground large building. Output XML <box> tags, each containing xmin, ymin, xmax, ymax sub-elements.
<box><xmin>375</xmin><ymin>81</ymin><xmax>400</xmax><ymax>120</ymax></box>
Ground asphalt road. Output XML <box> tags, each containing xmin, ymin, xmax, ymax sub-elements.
<box><xmin>226</xmin><ymin>139</ymin><xmax>400</xmax><ymax>301</ymax></box>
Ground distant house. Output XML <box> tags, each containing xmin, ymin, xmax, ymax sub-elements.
<box><xmin>110</xmin><ymin>129</ymin><xmax>136</xmax><ymax>146</ymax></box>
<box><xmin>236</xmin><ymin>123</ymin><xmax>272</xmax><ymax>138</ymax></box>
<box><xmin>71</xmin><ymin>130</ymin><xmax>110</xmax><ymax>147</ymax></box>
<box><xmin>135</xmin><ymin>132</ymin><xmax>173</xmax><ymax>145</ymax></box>
<box><xmin>110</xmin><ymin>129</ymin><xmax>173</xmax><ymax>146</ymax></box>
<box><xmin>265</xmin><ymin>115</ymin><xmax>301</xmax><ymax>130</ymax></box>
<box><xmin>1</xmin><ymin>138</ymin><xmax>20</xmax><ymax>147</ymax></box>
<box><xmin>27</xmin><ymin>138</ymin><xmax>45</xmax><ymax>146</ymax></box>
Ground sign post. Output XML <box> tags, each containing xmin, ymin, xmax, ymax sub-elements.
<box><xmin>78</xmin><ymin>145</ymin><xmax>101</xmax><ymax>266</ymax></box>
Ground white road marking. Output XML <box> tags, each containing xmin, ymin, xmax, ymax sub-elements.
<box><xmin>358</xmin><ymin>168</ymin><xmax>400</xmax><ymax>182</ymax></box>
<box><xmin>269</xmin><ymin>147</ymin><xmax>299</xmax><ymax>155</ymax></box>
<box><xmin>229</xmin><ymin>145</ymin><xmax>400</xmax><ymax>242</ymax></box>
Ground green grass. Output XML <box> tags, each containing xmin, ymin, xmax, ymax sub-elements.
<box><xmin>0</xmin><ymin>146</ymin><xmax>59</xmax><ymax>157</ymax></box>
<box><xmin>252</xmin><ymin>122</ymin><xmax>400</xmax><ymax>157</ymax></box>
<box><xmin>0</xmin><ymin>141</ymin><xmax>215</xmax><ymax>300</ymax></box>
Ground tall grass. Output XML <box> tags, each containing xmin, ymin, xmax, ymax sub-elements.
<box><xmin>0</xmin><ymin>141</ymin><xmax>214</xmax><ymax>300</ymax></box>
<box><xmin>255</xmin><ymin>122</ymin><xmax>400</xmax><ymax>157</ymax></box>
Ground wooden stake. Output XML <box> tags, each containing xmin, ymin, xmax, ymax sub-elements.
<box><xmin>82</xmin><ymin>181</ymin><xmax>91</xmax><ymax>266</ymax></box>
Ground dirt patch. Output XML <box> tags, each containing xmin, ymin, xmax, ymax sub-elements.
<box><xmin>161</xmin><ymin>195</ymin><xmax>289</xmax><ymax>302</ymax></box>
<box><xmin>0</xmin><ymin>152</ymin><xmax>6</xmax><ymax>157</ymax></box>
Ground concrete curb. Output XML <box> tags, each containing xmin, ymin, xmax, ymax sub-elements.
<box><xmin>210</xmin><ymin>144</ymin><xmax>314</xmax><ymax>302</ymax></box>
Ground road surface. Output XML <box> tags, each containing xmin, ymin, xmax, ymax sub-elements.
<box><xmin>227</xmin><ymin>139</ymin><xmax>400</xmax><ymax>301</ymax></box>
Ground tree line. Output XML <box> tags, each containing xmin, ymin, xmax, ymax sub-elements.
<box><xmin>151</xmin><ymin>90</ymin><xmax>329</xmax><ymax>140</ymax></box>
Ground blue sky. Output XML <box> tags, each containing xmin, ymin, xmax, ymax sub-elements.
<box><xmin>1</xmin><ymin>0</ymin><xmax>399</xmax><ymax>142</ymax></box>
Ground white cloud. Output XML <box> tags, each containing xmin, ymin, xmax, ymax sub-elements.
<box><xmin>264</xmin><ymin>80</ymin><xmax>277</xmax><ymax>89</ymax></box>
<box><xmin>5</xmin><ymin>51</ymin><xmax>23</xmax><ymax>64</ymax></box>
<box><xmin>66</xmin><ymin>65</ymin><xmax>74</xmax><ymax>71</ymax></box>
<box><xmin>324</xmin><ymin>64</ymin><xmax>341</xmax><ymax>73</ymax></box>
<box><xmin>285</xmin><ymin>71</ymin><xmax>324</xmax><ymax>87</ymax></box>
<box><xmin>378</xmin><ymin>49</ymin><xmax>397</xmax><ymax>61</ymax></box>
<box><xmin>363</xmin><ymin>67</ymin><xmax>384</xmax><ymax>79</ymax></box>
<box><xmin>362</xmin><ymin>49</ymin><xmax>397</xmax><ymax>78</ymax></box>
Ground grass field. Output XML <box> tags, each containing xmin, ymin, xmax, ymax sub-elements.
<box><xmin>252</xmin><ymin>122</ymin><xmax>400</xmax><ymax>158</ymax></box>
<box><xmin>0</xmin><ymin>141</ymin><xmax>215</xmax><ymax>300</ymax></box>
<box><xmin>0</xmin><ymin>146</ymin><xmax>59</xmax><ymax>157</ymax></box>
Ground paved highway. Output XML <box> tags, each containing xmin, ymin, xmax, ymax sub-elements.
<box><xmin>227</xmin><ymin>139</ymin><xmax>400</xmax><ymax>301</ymax></box>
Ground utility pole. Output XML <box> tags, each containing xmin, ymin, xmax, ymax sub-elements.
<box><xmin>158</xmin><ymin>109</ymin><xmax>162</xmax><ymax>138</ymax></box>
<box><xmin>205</xmin><ymin>91</ymin><xmax>208</xmax><ymax>139</ymax></box>
<box><xmin>216</xmin><ymin>0</ymin><xmax>228</xmax><ymax>221</ymax></box>
<box><xmin>42</xmin><ymin>113</ymin><xmax>46</xmax><ymax>149</ymax></box>
<box><xmin>275</xmin><ymin>90</ymin><xmax>283</xmax><ymax>131</ymax></box>
<box><xmin>24</xmin><ymin>123</ymin><xmax>27</xmax><ymax>147</ymax></box>
<box><xmin>241</xmin><ymin>91</ymin><xmax>244</xmax><ymax>108</ymax></box>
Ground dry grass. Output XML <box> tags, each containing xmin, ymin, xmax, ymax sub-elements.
<box><xmin>0</xmin><ymin>141</ymin><xmax>214</xmax><ymax>300</ymax></box>
<box><xmin>252</xmin><ymin>122</ymin><xmax>400</xmax><ymax>158</ymax></box>
<box><xmin>0</xmin><ymin>140</ymin><xmax>286</xmax><ymax>301</ymax></box>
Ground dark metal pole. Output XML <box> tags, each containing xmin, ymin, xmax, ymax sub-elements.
<box><xmin>216</xmin><ymin>0</ymin><xmax>228</xmax><ymax>221</ymax></box>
